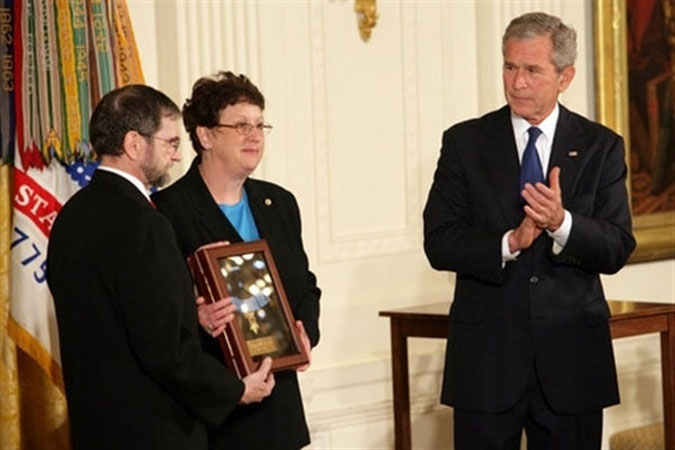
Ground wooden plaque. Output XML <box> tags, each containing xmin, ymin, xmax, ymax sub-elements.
<box><xmin>188</xmin><ymin>239</ymin><xmax>309</xmax><ymax>378</ymax></box>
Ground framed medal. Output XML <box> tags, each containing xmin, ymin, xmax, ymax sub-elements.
<box><xmin>188</xmin><ymin>239</ymin><xmax>309</xmax><ymax>378</ymax></box>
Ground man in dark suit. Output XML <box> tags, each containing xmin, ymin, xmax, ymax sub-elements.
<box><xmin>46</xmin><ymin>85</ymin><xmax>275</xmax><ymax>450</ymax></box>
<box><xmin>423</xmin><ymin>12</ymin><xmax>636</xmax><ymax>449</ymax></box>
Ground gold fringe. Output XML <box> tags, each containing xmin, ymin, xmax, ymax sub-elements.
<box><xmin>0</xmin><ymin>165</ymin><xmax>21</xmax><ymax>449</ymax></box>
<box><xmin>6</xmin><ymin>318</ymin><xmax>65</xmax><ymax>393</ymax></box>
<box><xmin>16</xmin><ymin>347</ymin><xmax>70</xmax><ymax>450</ymax></box>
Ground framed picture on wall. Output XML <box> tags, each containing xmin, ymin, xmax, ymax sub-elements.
<box><xmin>189</xmin><ymin>239</ymin><xmax>309</xmax><ymax>378</ymax></box>
<box><xmin>594</xmin><ymin>0</ymin><xmax>675</xmax><ymax>262</ymax></box>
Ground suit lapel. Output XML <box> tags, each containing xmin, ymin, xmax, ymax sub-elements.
<box><xmin>183</xmin><ymin>159</ymin><xmax>244</xmax><ymax>243</ymax></box>
<box><xmin>549</xmin><ymin>105</ymin><xmax>586</xmax><ymax>204</ymax></box>
<box><xmin>480</xmin><ymin>107</ymin><xmax>523</xmax><ymax>228</ymax></box>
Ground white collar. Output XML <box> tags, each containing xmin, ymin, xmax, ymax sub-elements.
<box><xmin>511</xmin><ymin>103</ymin><xmax>559</xmax><ymax>142</ymax></box>
<box><xmin>97</xmin><ymin>165</ymin><xmax>151</xmax><ymax>201</ymax></box>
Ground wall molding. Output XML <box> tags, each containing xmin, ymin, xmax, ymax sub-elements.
<box><xmin>309</xmin><ymin>2</ymin><xmax>422</xmax><ymax>263</ymax></box>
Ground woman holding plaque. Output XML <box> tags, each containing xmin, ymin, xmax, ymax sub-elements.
<box><xmin>152</xmin><ymin>71</ymin><xmax>320</xmax><ymax>450</ymax></box>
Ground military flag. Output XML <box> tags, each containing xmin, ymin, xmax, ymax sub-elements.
<box><xmin>1</xmin><ymin>1</ymin><xmax>144</xmax><ymax>448</ymax></box>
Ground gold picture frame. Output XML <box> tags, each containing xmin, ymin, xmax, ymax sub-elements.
<box><xmin>593</xmin><ymin>0</ymin><xmax>675</xmax><ymax>263</ymax></box>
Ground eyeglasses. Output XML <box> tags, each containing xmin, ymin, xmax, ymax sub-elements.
<box><xmin>143</xmin><ymin>135</ymin><xmax>181</xmax><ymax>152</ymax></box>
<box><xmin>214</xmin><ymin>122</ymin><xmax>273</xmax><ymax>136</ymax></box>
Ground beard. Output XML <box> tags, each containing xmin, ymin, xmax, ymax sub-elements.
<box><xmin>140</xmin><ymin>148</ymin><xmax>172</xmax><ymax>188</ymax></box>
<box><xmin>150</xmin><ymin>173</ymin><xmax>171</xmax><ymax>188</ymax></box>
<box><xmin>143</xmin><ymin>165</ymin><xmax>171</xmax><ymax>188</ymax></box>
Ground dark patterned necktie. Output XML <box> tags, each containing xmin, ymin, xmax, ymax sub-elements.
<box><xmin>520</xmin><ymin>127</ymin><xmax>544</xmax><ymax>190</ymax></box>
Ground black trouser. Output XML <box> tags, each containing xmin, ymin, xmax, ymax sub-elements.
<box><xmin>454</xmin><ymin>368</ymin><xmax>603</xmax><ymax>450</ymax></box>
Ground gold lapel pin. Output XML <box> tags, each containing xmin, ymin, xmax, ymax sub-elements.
<box><xmin>264</xmin><ymin>198</ymin><xmax>272</xmax><ymax>206</ymax></box>
<box><xmin>568</xmin><ymin>150</ymin><xmax>578</xmax><ymax>157</ymax></box>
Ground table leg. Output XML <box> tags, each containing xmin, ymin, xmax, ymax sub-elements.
<box><xmin>390</xmin><ymin>318</ymin><xmax>412</xmax><ymax>450</ymax></box>
<box><xmin>661</xmin><ymin>313</ymin><xmax>675</xmax><ymax>449</ymax></box>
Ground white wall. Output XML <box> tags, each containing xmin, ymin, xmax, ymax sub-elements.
<box><xmin>127</xmin><ymin>1</ymin><xmax>675</xmax><ymax>448</ymax></box>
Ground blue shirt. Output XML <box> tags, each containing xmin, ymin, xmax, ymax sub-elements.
<box><xmin>218</xmin><ymin>189</ymin><xmax>261</xmax><ymax>242</ymax></box>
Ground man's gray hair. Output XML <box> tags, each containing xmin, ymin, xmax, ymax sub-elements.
<box><xmin>502</xmin><ymin>12</ymin><xmax>577</xmax><ymax>72</ymax></box>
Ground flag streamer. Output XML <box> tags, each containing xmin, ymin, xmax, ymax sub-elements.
<box><xmin>0</xmin><ymin>1</ymin><xmax>15</xmax><ymax>165</ymax></box>
<box><xmin>12</xmin><ymin>0</ymin><xmax>143</xmax><ymax>169</ymax></box>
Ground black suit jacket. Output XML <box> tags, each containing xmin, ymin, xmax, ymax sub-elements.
<box><xmin>152</xmin><ymin>158</ymin><xmax>321</xmax><ymax>450</ymax></box>
<box><xmin>423</xmin><ymin>105</ymin><xmax>636</xmax><ymax>414</ymax></box>
<box><xmin>46</xmin><ymin>170</ymin><xmax>245</xmax><ymax>450</ymax></box>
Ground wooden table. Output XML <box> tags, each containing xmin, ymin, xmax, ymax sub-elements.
<box><xmin>379</xmin><ymin>300</ymin><xmax>675</xmax><ymax>450</ymax></box>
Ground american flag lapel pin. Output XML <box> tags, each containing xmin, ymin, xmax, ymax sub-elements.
<box><xmin>568</xmin><ymin>149</ymin><xmax>578</xmax><ymax>157</ymax></box>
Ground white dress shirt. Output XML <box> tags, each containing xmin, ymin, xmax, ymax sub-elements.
<box><xmin>502</xmin><ymin>103</ymin><xmax>573</xmax><ymax>262</ymax></box>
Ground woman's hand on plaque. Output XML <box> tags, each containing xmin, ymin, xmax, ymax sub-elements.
<box><xmin>196</xmin><ymin>296</ymin><xmax>236</xmax><ymax>337</ymax></box>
